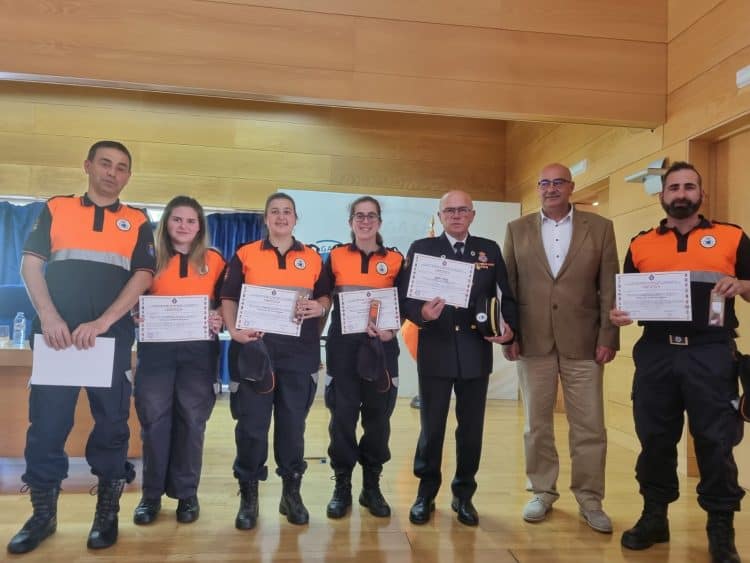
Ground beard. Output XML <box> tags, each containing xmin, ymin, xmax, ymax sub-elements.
<box><xmin>661</xmin><ymin>195</ymin><xmax>702</xmax><ymax>219</ymax></box>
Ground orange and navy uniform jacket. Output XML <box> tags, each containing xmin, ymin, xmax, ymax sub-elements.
<box><xmin>624</xmin><ymin>216</ymin><xmax>750</xmax><ymax>333</ymax></box>
<box><xmin>23</xmin><ymin>194</ymin><xmax>156</xmax><ymax>343</ymax></box>
<box><xmin>319</xmin><ymin>243</ymin><xmax>404</xmax><ymax>339</ymax></box>
<box><xmin>149</xmin><ymin>248</ymin><xmax>226</xmax><ymax>305</ymax></box>
<box><xmin>221</xmin><ymin>238</ymin><xmax>325</xmax><ymax>373</ymax></box>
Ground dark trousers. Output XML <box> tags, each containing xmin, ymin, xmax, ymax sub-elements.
<box><xmin>414</xmin><ymin>373</ymin><xmax>489</xmax><ymax>500</ymax></box>
<box><xmin>23</xmin><ymin>358</ymin><xmax>133</xmax><ymax>489</ymax></box>
<box><xmin>230</xmin><ymin>367</ymin><xmax>317</xmax><ymax>482</ymax></box>
<box><xmin>134</xmin><ymin>341</ymin><xmax>218</xmax><ymax>500</ymax></box>
<box><xmin>632</xmin><ymin>336</ymin><xmax>745</xmax><ymax>512</ymax></box>
<box><xmin>325</xmin><ymin>375</ymin><xmax>398</xmax><ymax>474</ymax></box>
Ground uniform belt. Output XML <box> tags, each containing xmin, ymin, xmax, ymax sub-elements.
<box><xmin>642</xmin><ymin>328</ymin><xmax>732</xmax><ymax>346</ymax></box>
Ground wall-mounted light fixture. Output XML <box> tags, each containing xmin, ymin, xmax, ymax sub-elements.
<box><xmin>624</xmin><ymin>158</ymin><xmax>667</xmax><ymax>195</ymax></box>
<box><xmin>737</xmin><ymin>65</ymin><xmax>750</xmax><ymax>90</ymax></box>
<box><xmin>569</xmin><ymin>159</ymin><xmax>588</xmax><ymax>177</ymax></box>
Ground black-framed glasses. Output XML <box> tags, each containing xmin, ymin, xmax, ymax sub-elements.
<box><xmin>538</xmin><ymin>178</ymin><xmax>572</xmax><ymax>189</ymax></box>
<box><xmin>440</xmin><ymin>207</ymin><xmax>473</xmax><ymax>216</ymax></box>
<box><xmin>352</xmin><ymin>212</ymin><xmax>380</xmax><ymax>222</ymax></box>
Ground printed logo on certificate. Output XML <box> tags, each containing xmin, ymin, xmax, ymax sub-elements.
<box><xmin>237</xmin><ymin>284</ymin><xmax>303</xmax><ymax>337</ymax></box>
<box><xmin>139</xmin><ymin>295</ymin><xmax>210</xmax><ymax>342</ymax></box>
<box><xmin>339</xmin><ymin>287</ymin><xmax>401</xmax><ymax>335</ymax></box>
<box><xmin>406</xmin><ymin>253</ymin><xmax>475</xmax><ymax>309</ymax></box>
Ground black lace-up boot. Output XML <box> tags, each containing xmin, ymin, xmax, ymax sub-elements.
<box><xmin>235</xmin><ymin>481</ymin><xmax>259</xmax><ymax>530</ymax></box>
<box><xmin>7</xmin><ymin>487</ymin><xmax>60</xmax><ymax>554</ymax></box>
<box><xmin>326</xmin><ymin>472</ymin><xmax>352</xmax><ymax>519</ymax></box>
<box><xmin>279</xmin><ymin>473</ymin><xmax>309</xmax><ymax>525</ymax></box>
<box><xmin>87</xmin><ymin>479</ymin><xmax>125</xmax><ymax>549</ymax></box>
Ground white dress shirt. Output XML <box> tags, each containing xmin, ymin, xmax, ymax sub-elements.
<box><xmin>444</xmin><ymin>233</ymin><xmax>468</xmax><ymax>256</ymax></box>
<box><xmin>540</xmin><ymin>206</ymin><xmax>573</xmax><ymax>277</ymax></box>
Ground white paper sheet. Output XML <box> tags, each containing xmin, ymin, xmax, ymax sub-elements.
<box><xmin>30</xmin><ymin>334</ymin><xmax>115</xmax><ymax>388</ymax></box>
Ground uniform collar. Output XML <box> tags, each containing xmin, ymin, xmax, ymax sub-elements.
<box><xmin>262</xmin><ymin>237</ymin><xmax>303</xmax><ymax>252</ymax></box>
<box><xmin>656</xmin><ymin>214</ymin><xmax>712</xmax><ymax>235</ymax></box>
<box><xmin>81</xmin><ymin>193</ymin><xmax>121</xmax><ymax>212</ymax></box>
<box><xmin>347</xmin><ymin>242</ymin><xmax>386</xmax><ymax>256</ymax></box>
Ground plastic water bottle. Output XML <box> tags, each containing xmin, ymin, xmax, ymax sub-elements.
<box><xmin>12</xmin><ymin>312</ymin><xmax>25</xmax><ymax>348</ymax></box>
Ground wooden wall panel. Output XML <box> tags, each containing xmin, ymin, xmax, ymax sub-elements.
<box><xmin>668</xmin><ymin>0</ymin><xmax>750</xmax><ymax>92</ymax></box>
<box><xmin>0</xmin><ymin>82</ymin><xmax>507</xmax><ymax>209</ymax></box>
<box><xmin>667</xmin><ymin>0</ymin><xmax>722</xmax><ymax>40</ymax></box>
<box><xmin>665</xmin><ymin>46</ymin><xmax>750</xmax><ymax>147</ymax></box>
<box><xmin>353</xmin><ymin>19</ymin><xmax>664</xmax><ymax>95</ymax></box>
<box><xmin>225</xmin><ymin>0</ymin><xmax>666</xmax><ymax>42</ymax></box>
<box><xmin>0</xmin><ymin>0</ymin><xmax>666</xmax><ymax>126</ymax></box>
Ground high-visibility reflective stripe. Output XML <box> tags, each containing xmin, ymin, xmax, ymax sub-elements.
<box><xmin>690</xmin><ymin>271</ymin><xmax>724</xmax><ymax>283</ymax></box>
<box><xmin>50</xmin><ymin>248</ymin><xmax>130</xmax><ymax>270</ymax></box>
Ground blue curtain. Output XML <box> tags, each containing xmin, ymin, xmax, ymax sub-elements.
<box><xmin>0</xmin><ymin>201</ymin><xmax>45</xmax><ymax>285</ymax></box>
<box><xmin>206</xmin><ymin>211</ymin><xmax>264</xmax><ymax>384</ymax></box>
<box><xmin>207</xmin><ymin>212</ymin><xmax>265</xmax><ymax>259</ymax></box>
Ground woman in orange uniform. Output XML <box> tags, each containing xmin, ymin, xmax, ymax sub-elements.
<box><xmin>132</xmin><ymin>196</ymin><xmax>225</xmax><ymax>526</ymax></box>
<box><xmin>221</xmin><ymin>192</ymin><xmax>330</xmax><ymax>530</ymax></box>
<box><xmin>322</xmin><ymin>196</ymin><xmax>404</xmax><ymax>519</ymax></box>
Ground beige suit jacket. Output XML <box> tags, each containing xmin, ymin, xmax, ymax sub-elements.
<box><xmin>503</xmin><ymin>208</ymin><xmax>620</xmax><ymax>359</ymax></box>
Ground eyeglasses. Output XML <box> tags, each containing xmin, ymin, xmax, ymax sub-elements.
<box><xmin>352</xmin><ymin>212</ymin><xmax>380</xmax><ymax>222</ymax></box>
<box><xmin>538</xmin><ymin>178</ymin><xmax>572</xmax><ymax>189</ymax></box>
<box><xmin>440</xmin><ymin>207</ymin><xmax>473</xmax><ymax>216</ymax></box>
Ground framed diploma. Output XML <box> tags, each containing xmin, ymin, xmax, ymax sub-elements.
<box><xmin>616</xmin><ymin>271</ymin><xmax>692</xmax><ymax>322</ymax></box>
<box><xmin>406</xmin><ymin>253</ymin><xmax>475</xmax><ymax>308</ymax></box>
<box><xmin>139</xmin><ymin>295</ymin><xmax>210</xmax><ymax>342</ymax></box>
<box><xmin>237</xmin><ymin>284</ymin><xmax>302</xmax><ymax>337</ymax></box>
<box><xmin>339</xmin><ymin>287</ymin><xmax>401</xmax><ymax>335</ymax></box>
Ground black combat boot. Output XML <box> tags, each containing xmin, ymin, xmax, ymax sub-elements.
<box><xmin>279</xmin><ymin>473</ymin><xmax>309</xmax><ymax>525</ymax></box>
<box><xmin>707</xmin><ymin>511</ymin><xmax>741</xmax><ymax>563</ymax></box>
<box><xmin>235</xmin><ymin>481</ymin><xmax>259</xmax><ymax>530</ymax></box>
<box><xmin>7</xmin><ymin>487</ymin><xmax>60</xmax><ymax>554</ymax></box>
<box><xmin>326</xmin><ymin>472</ymin><xmax>352</xmax><ymax>519</ymax></box>
<box><xmin>621</xmin><ymin>500</ymin><xmax>670</xmax><ymax>550</ymax></box>
<box><xmin>87</xmin><ymin>479</ymin><xmax>125</xmax><ymax>549</ymax></box>
<box><xmin>359</xmin><ymin>467</ymin><xmax>390</xmax><ymax>517</ymax></box>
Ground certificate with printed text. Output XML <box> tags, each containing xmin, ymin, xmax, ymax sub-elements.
<box><xmin>139</xmin><ymin>295</ymin><xmax>210</xmax><ymax>342</ymax></box>
<box><xmin>339</xmin><ymin>287</ymin><xmax>401</xmax><ymax>334</ymax></box>
<box><xmin>616</xmin><ymin>271</ymin><xmax>692</xmax><ymax>321</ymax></box>
<box><xmin>406</xmin><ymin>253</ymin><xmax>475</xmax><ymax>309</ymax></box>
<box><xmin>237</xmin><ymin>284</ymin><xmax>302</xmax><ymax>337</ymax></box>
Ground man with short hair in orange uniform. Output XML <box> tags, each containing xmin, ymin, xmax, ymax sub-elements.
<box><xmin>7</xmin><ymin>141</ymin><xmax>156</xmax><ymax>554</ymax></box>
<box><xmin>221</xmin><ymin>193</ymin><xmax>330</xmax><ymax>530</ymax></box>
<box><xmin>611</xmin><ymin>161</ymin><xmax>749</xmax><ymax>563</ymax></box>
<box><xmin>321</xmin><ymin>196</ymin><xmax>404</xmax><ymax>520</ymax></box>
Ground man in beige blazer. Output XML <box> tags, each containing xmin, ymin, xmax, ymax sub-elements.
<box><xmin>503</xmin><ymin>163</ymin><xmax>619</xmax><ymax>533</ymax></box>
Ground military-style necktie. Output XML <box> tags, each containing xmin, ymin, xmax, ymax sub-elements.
<box><xmin>453</xmin><ymin>241</ymin><xmax>464</xmax><ymax>256</ymax></box>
